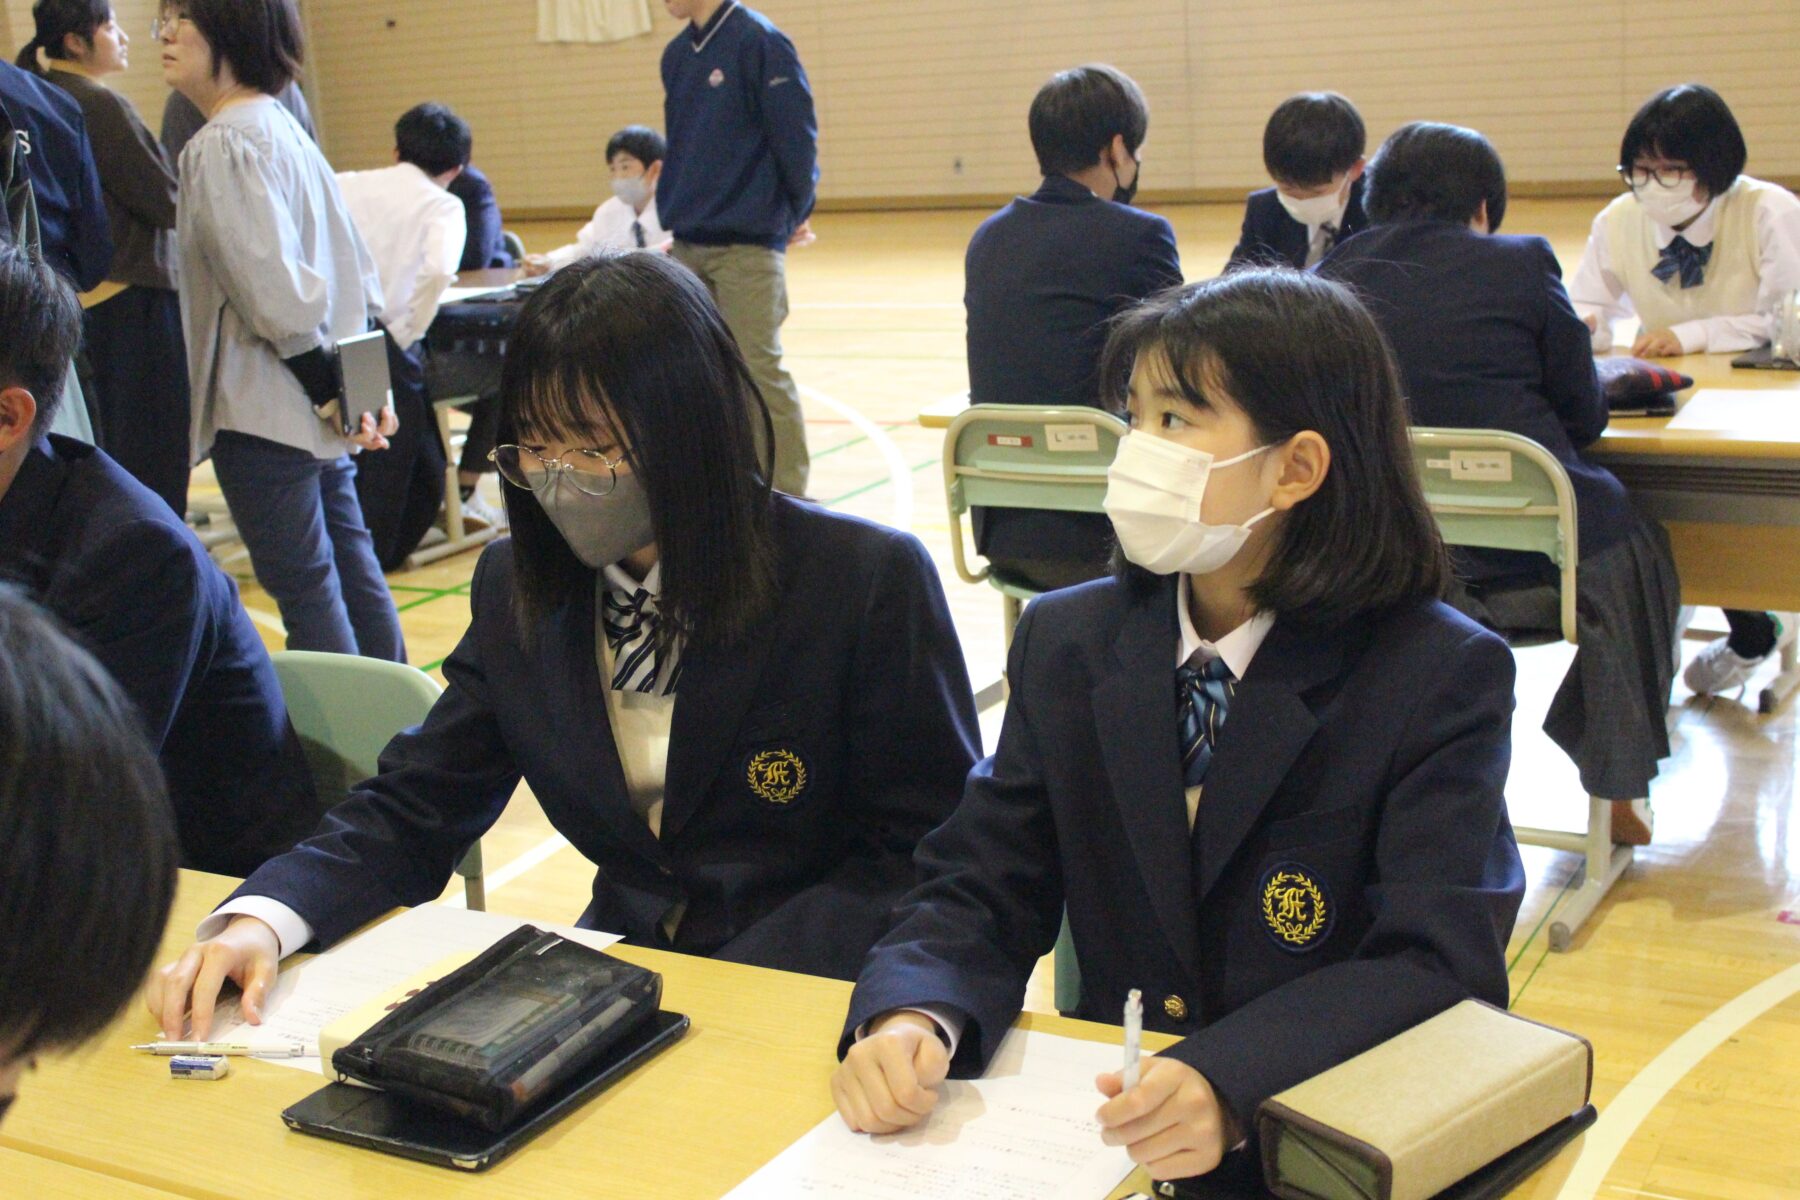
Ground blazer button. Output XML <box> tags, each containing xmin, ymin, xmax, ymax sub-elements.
<box><xmin>1162</xmin><ymin>994</ymin><xmax>1188</xmax><ymax>1022</ymax></box>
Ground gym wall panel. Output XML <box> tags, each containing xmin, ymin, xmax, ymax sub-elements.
<box><xmin>4</xmin><ymin>0</ymin><xmax>171</xmax><ymax>137</ymax></box>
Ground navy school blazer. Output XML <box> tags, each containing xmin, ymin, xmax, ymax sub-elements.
<box><xmin>842</xmin><ymin>574</ymin><xmax>1524</xmax><ymax>1188</ymax></box>
<box><xmin>228</xmin><ymin>495</ymin><xmax>981</xmax><ymax>980</ymax></box>
<box><xmin>0</xmin><ymin>61</ymin><xmax>112</xmax><ymax>290</ymax></box>
<box><xmin>1224</xmin><ymin>176</ymin><xmax>1368</xmax><ymax>273</ymax></box>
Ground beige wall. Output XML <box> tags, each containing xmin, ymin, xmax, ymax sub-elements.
<box><xmin>10</xmin><ymin>2</ymin><xmax>1798</xmax><ymax>213</ymax></box>
<box><xmin>5</xmin><ymin>0</ymin><xmax>172</xmax><ymax>134</ymax></box>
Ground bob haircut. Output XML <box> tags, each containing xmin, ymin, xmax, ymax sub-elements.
<box><xmin>1099</xmin><ymin>269</ymin><xmax>1449</xmax><ymax>628</ymax></box>
<box><xmin>497</xmin><ymin>253</ymin><xmax>778</xmax><ymax>652</ymax></box>
<box><xmin>1364</xmin><ymin>121</ymin><xmax>1508</xmax><ymax>232</ymax></box>
<box><xmin>1619</xmin><ymin>84</ymin><xmax>1747</xmax><ymax>198</ymax></box>
<box><xmin>160</xmin><ymin>0</ymin><xmax>304</xmax><ymax>94</ymax></box>
<box><xmin>14</xmin><ymin>0</ymin><xmax>110</xmax><ymax>72</ymax></box>
<box><xmin>606</xmin><ymin>125</ymin><xmax>666</xmax><ymax>168</ymax></box>
<box><xmin>0</xmin><ymin>588</ymin><xmax>178</xmax><ymax>1064</ymax></box>
<box><xmin>1028</xmin><ymin>64</ymin><xmax>1149</xmax><ymax>178</ymax></box>
<box><xmin>1263</xmin><ymin>92</ymin><xmax>1366</xmax><ymax>187</ymax></box>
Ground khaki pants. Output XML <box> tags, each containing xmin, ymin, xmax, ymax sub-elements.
<box><xmin>671</xmin><ymin>240</ymin><xmax>810</xmax><ymax>495</ymax></box>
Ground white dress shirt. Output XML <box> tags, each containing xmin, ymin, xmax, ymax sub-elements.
<box><xmin>1568</xmin><ymin>176</ymin><xmax>1800</xmax><ymax>354</ymax></box>
<box><xmin>335</xmin><ymin>161</ymin><xmax>468</xmax><ymax>350</ymax></box>
<box><xmin>542</xmin><ymin>195</ymin><xmax>669</xmax><ymax>272</ymax></box>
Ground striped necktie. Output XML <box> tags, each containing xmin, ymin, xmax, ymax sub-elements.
<box><xmin>1651</xmin><ymin>235</ymin><xmax>1711</xmax><ymax>289</ymax></box>
<box><xmin>602</xmin><ymin>585</ymin><xmax>680</xmax><ymax>695</ymax></box>
<box><xmin>632</xmin><ymin>220</ymin><xmax>646</xmax><ymax>249</ymax></box>
<box><xmin>1177</xmin><ymin>657</ymin><xmax>1235</xmax><ymax>789</ymax></box>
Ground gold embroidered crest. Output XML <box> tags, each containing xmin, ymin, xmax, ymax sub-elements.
<box><xmin>746</xmin><ymin>749</ymin><xmax>808</xmax><ymax>805</ymax></box>
<box><xmin>1260</xmin><ymin>865</ymin><xmax>1330</xmax><ymax>951</ymax></box>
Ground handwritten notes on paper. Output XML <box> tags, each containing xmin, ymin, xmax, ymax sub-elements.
<box><xmin>724</xmin><ymin>1028</ymin><xmax>1135</xmax><ymax>1200</ymax></box>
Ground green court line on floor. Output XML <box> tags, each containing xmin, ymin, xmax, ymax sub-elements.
<box><xmin>1509</xmin><ymin>938</ymin><xmax>1556</xmax><ymax>1009</ymax></box>
<box><xmin>811</xmin><ymin>420</ymin><xmax>911</xmax><ymax>464</ymax></box>
<box><xmin>822</xmin><ymin>456</ymin><xmax>940</xmax><ymax>508</ymax></box>
<box><xmin>1508</xmin><ymin>862</ymin><xmax>1581</xmax><ymax>976</ymax></box>
<box><xmin>395</xmin><ymin>587</ymin><xmax>462</xmax><ymax>613</ymax></box>
<box><xmin>387</xmin><ymin>584</ymin><xmax>443</xmax><ymax>595</ymax></box>
<box><xmin>420</xmin><ymin>657</ymin><xmax>447</xmax><ymax>674</ymax></box>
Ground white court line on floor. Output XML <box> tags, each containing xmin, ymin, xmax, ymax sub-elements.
<box><xmin>438</xmin><ymin>832</ymin><xmax>572</xmax><ymax>909</ymax></box>
<box><xmin>792</xmin><ymin>301</ymin><xmax>961</xmax><ymax>310</ymax></box>
<box><xmin>1553</xmin><ymin>959</ymin><xmax>1800</xmax><ymax>1200</ymax></box>
<box><xmin>798</xmin><ymin>384</ymin><xmax>913</xmax><ymax>532</ymax></box>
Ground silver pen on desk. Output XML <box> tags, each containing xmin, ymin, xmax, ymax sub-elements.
<box><xmin>1122</xmin><ymin>988</ymin><xmax>1143</xmax><ymax>1090</ymax></box>
<box><xmin>130</xmin><ymin>1041</ymin><xmax>310</xmax><ymax>1058</ymax></box>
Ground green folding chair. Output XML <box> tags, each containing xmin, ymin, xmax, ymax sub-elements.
<box><xmin>941</xmin><ymin>404</ymin><xmax>1128</xmax><ymax>648</ymax></box>
<box><xmin>1411</xmin><ymin>428</ymin><xmax>1629</xmax><ymax>951</ymax></box>
<box><xmin>269</xmin><ymin>650</ymin><xmax>486</xmax><ymax>910</ymax></box>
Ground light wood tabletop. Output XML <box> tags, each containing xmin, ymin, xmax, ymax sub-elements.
<box><xmin>1</xmin><ymin>871</ymin><xmax>1187</xmax><ymax>1199</ymax></box>
<box><xmin>0</xmin><ymin>1148</ymin><xmax>181</xmax><ymax>1199</ymax></box>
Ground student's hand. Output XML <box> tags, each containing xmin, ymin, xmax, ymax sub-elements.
<box><xmin>831</xmin><ymin>1011</ymin><xmax>949</xmax><ymax>1134</ymax></box>
<box><xmin>521</xmin><ymin>254</ymin><xmax>552</xmax><ymax>278</ymax></box>
<box><xmin>788</xmin><ymin>220</ymin><xmax>816</xmax><ymax>249</ymax></box>
<box><xmin>146</xmin><ymin>915</ymin><xmax>281</xmax><ymax>1041</ymax></box>
<box><xmin>1096</xmin><ymin>1058</ymin><xmax>1229</xmax><ymax>1182</ymax></box>
<box><xmin>1632</xmin><ymin>328</ymin><xmax>1684</xmax><ymax>358</ymax></box>
<box><xmin>1581</xmin><ymin>313</ymin><xmax>1600</xmax><ymax>334</ymax></box>
<box><xmin>347</xmin><ymin>406</ymin><xmax>396</xmax><ymax>452</ymax></box>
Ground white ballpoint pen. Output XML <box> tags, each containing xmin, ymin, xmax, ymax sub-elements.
<box><xmin>1122</xmin><ymin>988</ymin><xmax>1143</xmax><ymax>1090</ymax></box>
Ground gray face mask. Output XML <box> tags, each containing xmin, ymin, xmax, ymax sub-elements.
<box><xmin>534</xmin><ymin>470</ymin><xmax>656</xmax><ymax>569</ymax></box>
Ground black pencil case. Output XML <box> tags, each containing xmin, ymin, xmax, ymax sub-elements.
<box><xmin>331</xmin><ymin>925</ymin><xmax>662</xmax><ymax>1132</ymax></box>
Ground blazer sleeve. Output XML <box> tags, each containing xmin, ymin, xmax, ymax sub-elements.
<box><xmin>1162</xmin><ymin>626</ymin><xmax>1525</xmax><ymax>1136</ymax></box>
<box><xmin>67</xmin><ymin>106</ymin><xmax>114</xmax><ymax>292</ymax></box>
<box><xmin>458</xmin><ymin>175</ymin><xmax>508</xmax><ymax>271</ymax></box>
<box><xmin>752</xmin><ymin>29</ymin><xmax>819</xmax><ymax>224</ymax></box>
<box><xmin>719</xmin><ymin>529</ymin><xmax>979</xmax><ymax>972</ymax></box>
<box><xmin>1131</xmin><ymin>215</ymin><xmax>1184</xmax><ymax>298</ymax></box>
<box><xmin>1532</xmin><ymin>239</ymin><xmax>1608</xmax><ymax>449</ymax></box>
<box><xmin>1225</xmin><ymin>193</ymin><xmax>1264</xmax><ymax>273</ymax></box>
<box><xmin>838</xmin><ymin>597</ymin><xmax>1063</xmax><ymax>1074</ymax></box>
<box><xmin>223</xmin><ymin>546</ymin><xmax>525</xmax><ymax>949</ymax></box>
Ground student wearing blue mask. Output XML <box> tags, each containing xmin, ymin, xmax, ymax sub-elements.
<box><xmin>1226</xmin><ymin>92</ymin><xmax>1370</xmax><ymax>273</ymax></box>
<box><xmin>833</xmin><ymin>271</ymin><xmax>1523</xmax><ymax>1193</ymax></box>
<box><xmin>146</xmin><ymin>252</ymin><xmax>980</xmax><ymax>1041</ymax></box>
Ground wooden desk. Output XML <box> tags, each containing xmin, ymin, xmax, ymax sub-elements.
<box><xmin>453</xmin><ymin>267</ymin><xmax>524</xmax><ymax>292</ymax></box>
<box><xmin>0</xmin><ymin>1149</ymin><xmax>180</xmax><ymax>1199</ymax></box>
<box><xmin>0</xmin><ymin>872</ymin><xmax>1182</xmax><ymax>1199</ymax></box>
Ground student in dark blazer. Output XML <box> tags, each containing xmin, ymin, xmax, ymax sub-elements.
<box><xmin>447</xmin><ymin>161</ymin><xmax>513</xmax><ymax>271</ymax></box>
<box><xmin>834</xmin><ymin>271</ymin><xmax>1523</xmax><ymax>1194</ymax></box>
<box><xmin>0</xmin><ymin>58</ymin><xmax>111</xmax><ymax>290</ymax></box>
<box><xmin>965</xmin><ymin>64</ymin><xmax>1183</xmax><ymax>591</ymax></box>
<box><xmin>1319</xmin><ymin>122</ymin><xmax>1679</xmax><ymax>833</ymax></box>
<box><xmin>0</xmin><ymin>244</ymin><xmax>318</xmax><ymax>877</ymax></box>
<box><xmin>148</xmin><ymin>253</ymin><xmax>980</xmax><ymax>1039</ymax></box>
<box><xmin>1226</xmin><ymin>92</ymin><xmax>1369</xmax><ymax>273</ymax></box>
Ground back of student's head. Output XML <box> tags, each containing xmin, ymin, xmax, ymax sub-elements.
<box><xmin>606</xmin><ymin>125</ymin><xmax>666</xmax><ymax>168</ymax></box>
<box><xmin>0</xmin><ymin>588</ymin><xmax>178</xmax><ymax>1114</ymax></box>
<box><xmin>1364</xmin><ymin>121</ymin><xmax>1508</xmax><ymax>231</ymax></box>
<box><xmin>395</xmin><ymin>102</ymin><xmax>473</xmax><ymax>176</ymax></box>
<box><xmin>0</xmin><ymin>242</ymin><xmax>83</xmax><ymax>432</ymax></box>
<box><xmin>13</xmin><ymin>0</ymin><xmax>110</xmax><ymax>73</ymax></box>
<box><xmin>1619</xmin><ymin>84</ymin><xmax>1746</xmax><ymax>197</ymax></box>
<box><xmin>1101</xmin><ymin>269</ymin><xmax>1448</xmax><ymax>627</ymax></box>
<box><xmin>1262</xmin><ymin>92</ymin><xmax>1365</xmax><ymax>188</ymax></box>
<box><xmin>1028</xmin><ymin>64</ymin><xmax>1149</xmax><ymax>177</ymax></box>
<box><xmin>497</xmin><ymin>252</ymin><xmax>777</xmax><ymax>649</ymax></box>
<box><xmin>162</xmin><ymin>0</ymin><xmax>305</xmax><ymax>94</ymax></box>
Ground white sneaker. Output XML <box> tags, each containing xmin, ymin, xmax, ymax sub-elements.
<box><xmin>1682</xmin><ymin>636</ymin><xmax>1764</xmax><ymax>695</ymax></box>
<box><xmin>461</xmin><ymin>491</ymin><xmax>509</xmax><ymax>531</ymax></box>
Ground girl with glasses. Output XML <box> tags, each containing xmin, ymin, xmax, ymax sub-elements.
<box><xmin>146</xmin><ymin>253</ymin><xmax>979</xmax><ymax>1041</ymax></box>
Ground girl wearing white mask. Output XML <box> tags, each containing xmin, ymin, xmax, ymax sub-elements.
<box><xmin>834</xmin><ymin>270</ymin><xmax>1522</xmax><ymax>1194</ymax></box>
<box><xmin>523</xmin><ymin>125</ymin><xmax>672</xmax><ymax>276</ymax></box>
<box><xmin>1568</xmin><ymin>85</ymin><xmax>1800</xmax><ymax>695</ymax></box>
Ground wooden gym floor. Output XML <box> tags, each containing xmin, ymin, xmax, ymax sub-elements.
<box><xmin>193</xmin><ymin>198</ymin><xmax>1800</xmax><ymax>1200</ymax></box>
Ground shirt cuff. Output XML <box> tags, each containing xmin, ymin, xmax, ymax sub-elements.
<box><xmin>855</xmin><ymin>1005</ymin><xmax>965</xmax><ymax>1060</ymax></box>
<box><xmin>198</xmin><ymin>897</ymin><xmax>314</xmax><ymax>959</ymax></box>
<box><xmin>1671</xmin><ymin>320</ymin><xmax>1709</xmax><ymax>355</ymax></box>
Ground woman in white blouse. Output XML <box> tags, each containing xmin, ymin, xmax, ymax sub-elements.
<box><xmin>159</xmin><ymin>0</ymin><xmax>405</xmax><ymax>660</ymax></box>
<box><xmin>1568</xmin><ymin>84</ymin><xmax>1800</xmax><ymax>697</ymax></box>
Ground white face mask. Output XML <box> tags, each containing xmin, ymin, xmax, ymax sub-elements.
<box><xmin>1633</xmin><ymin>177</ymin><xmax>1706</xmax><ymax>229</ymax></box>
<box><xmin>1277</xmin><ymin>184</ymin><xmax>1346</xmax><ymax>229</ymax></box>
<box><xmin>1104</xmin><ymin>432</ymin><xmax>1278</xmax><ymax>576</ymax></box>
<box><xmin>612</xmin><ymin>175</ymin><xmax>652</xmax><ymax>210</ymax></box>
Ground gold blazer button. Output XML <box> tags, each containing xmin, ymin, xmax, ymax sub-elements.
<box><xmin>1162</xmin><ymin>994</ymin><xmax>1188</xmax><ymax>1022</ymax></box>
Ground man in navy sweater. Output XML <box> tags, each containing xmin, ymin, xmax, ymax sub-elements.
<box><xmin>658</xmin><ymin>0</ymin><xmax>818</xmax><ymax>495</ymax></box>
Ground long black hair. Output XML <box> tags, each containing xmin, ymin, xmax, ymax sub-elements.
<box><xmin>1101</xmin><ymin>269</ymin><xmax>1449</xmax><ymax>628</ymax></box>
<box><xmin>13</xmin><ymin>0</ymin><xmax>110</xmax><ymax>72</ymax></box>
<box><xmin>498</xmin><ymin>252</ymin><xmax>779</xmax><ymax>651</ymax></box>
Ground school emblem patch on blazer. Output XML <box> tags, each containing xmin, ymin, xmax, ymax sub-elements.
<box><xmin>1260</xmin><ymin>863</ymin><xmax>1332</xmax><ymax>952</ymax></box>
<box><xmin>745</xmin><ymin>748</ymin><xmax>808</xmax><ymax>805</ymax></box>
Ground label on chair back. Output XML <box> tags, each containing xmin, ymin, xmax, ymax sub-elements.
<box><xmin>1045</xmin><ymin>425</ymin><xmax>1101</xmax><ymax>453</ymax></box>
<box><xmin>988</xmin><ymin>434</ymin><xmax>1033</xmax><ymax>448</ymax></box>
<box><xmin>1447</xmin><ymin>451</ymin><xmax>1513</xmax><ymax>482</ymax></box>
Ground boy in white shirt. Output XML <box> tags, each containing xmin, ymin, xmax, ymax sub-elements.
<box><xmin>524</xmin><ymin>125</ymin><xmax>669</xmax><ymax>276</ymax></box>
<box><xmin>335</xmin><ymin>103</ymin><xmax>473</xmax><ymax>566</ymax></box>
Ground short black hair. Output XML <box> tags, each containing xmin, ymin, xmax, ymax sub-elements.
<box><xmin>1028</xmin><ymin>64</ymin><xmax>1149</xmax><ymax>178</ymax></box>
<box><xmin>1263</xmin><ymin>92</ymin><xmax>1366</xmax><ymax>187</ymax></box>
<box><xmin>498</xmin><ymin>253</ymin><xmax>778</xmax><ymax>654</ymax></box>
<box><xmin>1365</xmin><ymin>121</ymin><xmax>1508</xmax><ymax>232</ymax></box>
<box><xmin>14</xmin><ymin>0</ymin><xmax>110</xmax><ymax>72</ymax></box>
<box><xmin>0</xmin><ymin>242</ymin><xmax>83</xmax><ymax>431</ymax></box>
<box><xmin>1100</xmin><ymin>270</ymin><xmax>1449</xmax><ymax>628</ymax></box>
<box><xmin>395</xmin><ymin>102</ymin><xmax>472</xmax><ymax>176</ymax></box>
<box><xmin>1619</xmin><ymin>84</ymin><xmax>1746</xmax><ymax>197</ymax></box>
<box><xmin>605</xmin><ymin>125</ymin><xmax>665</xmax><ymax>168</ymax></box>
<box><xmin>0</xmin><ymin>588</ymin><xmax>178</xmax><ymax>1066</ymax></box>
<box><xmin>160</xmin><ymin>0</ymin><xmax>304</xmax><ymax>94</ymax></box>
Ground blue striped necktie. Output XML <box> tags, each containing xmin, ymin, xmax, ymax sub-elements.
<box><xmin>602</xmin><ymin>586</ymin><xmax>680</xmax><ymax>695</ymax></box>
<box><xmin>1177</xmin><ymin>657</ymin><xmax>1235</xmax><ymax>789</ymax></box>
<box><xmin>1651</xmin><ymin>236</ymin><xmax>1711</xmax><ymax>289</ymax></box>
